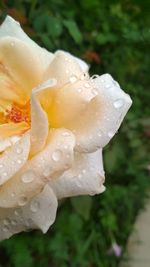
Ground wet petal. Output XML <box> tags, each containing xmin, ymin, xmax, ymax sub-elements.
<box><xmin>0</xmin><ymin>122</ymin><xmax>29</xmax><ymax>138</ymax></box>
<box><xmin>48</xmin><ymin>78</ymin><xmax>95</xmax><ymax>127</ymax></box>
<box><xmin>0</xmin><ymin>37</ymin><xmax>46</xmax><ymax>95</ymax></box>
<box><xmin>0</xmin><ymin>133</ymin><xmax>30</xmax><ymax>186</ymax></box>
<box><xmin>69</xmin><ymin>74</ymin><xmax>132</xmax><ymax>152</ymax></box>
<box><xmin>0</xmin><ymin>185</ymin><xmax>57</xmax><ymax>241</ymax></box>
<box><xmin>0</xmin><ymin>129</ymin><xmax>75</xmax><ymax>208</ymax></box>
<box><xmin>30</xmin><ymin>81</ymin><xmax>55</xmax><ymax>156</ymax></box>
<box><xmin>44</xmin><ymin>51</ymin><xmax>83</xmax><ymax>88</ymax></box>
<box><xmin>0</xmin><ymin>16</ymin><xmax>53</xmax><ymax>72</ymax></box>
<box><xmin>57</xmin><ymin>50</ymin><xmax>89</xmax><ymax>72</ymax></box>
<box><xmin>49</xmin><ymin>149</ymin><xmax>105</xmax><ymax>199</ymax></box>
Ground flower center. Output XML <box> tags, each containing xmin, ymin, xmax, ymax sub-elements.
<box><xmin>6</xmin><ymin>101</ymin><xmax>31</xmax><ymax>124</ymax></box>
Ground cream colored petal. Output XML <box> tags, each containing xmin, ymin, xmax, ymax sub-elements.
<box><xmin>30</xmin><ymin>79</ymin><xmax>57</xmax><ymax>156</ymax></box>
<box><xmin>49</xmin><ymin>149</ymin><xmax>105</xmax><ymax>199</ymax></box>
<box><xmin>0</xmin><ymin>37</ymin><xmax>46</xmax><ymax>95</ymax></box>
<box><xmin>0</xmin><ymin>16</ymin><xmax>53</xmax><ymax>72</ymax></box>
<box><xmin>49</xmin><ymin>78</ymin><xmax>95</xmax><ymax>127</ymax></box>
<box><xmin>0</xmin><ymin>129</ymin><xmax>75</xmax><ymax>208</ymax></box>
<box><xmin>57</xmin><ymin>50</ymin><xmax>89</xmax><ymax>72</ymax></box>
<box><xmin>0</xmin><ymin>133</ymin><xmax>30</xmax><ymax>186</ymax></box>
<box><xmin>0</xmin><ymin>185</ymin><xmax>57</xmax><ymax>241</ymax></box>
<box><xmin>0</xmin><ymin>138</ymin><xmax>11</xmax><ymax>152</ymax></box>
<box><xmin>0</xmin><ymin>122</ymin><xmax>29</xmax><ymax>139</ymax></box>
<box><xmin>69</xmin><ymin>74</ymin><xmax>132</xmax><ymax>152</ymax></box>
<box><xmin>44</xmin><ymin>51</ymin><xmax>83</xmax><ymax>88</ymax></box>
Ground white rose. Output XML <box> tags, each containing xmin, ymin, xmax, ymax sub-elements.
<box><xmin>0</xmin><ymin>16</ymin><xmax>132</xmax><ymax>241</ymax></box>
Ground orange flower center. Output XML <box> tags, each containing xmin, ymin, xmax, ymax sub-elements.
<box><xmin>6</xmin><ymin>101</ymin><xmax>31</xmax><ymax>125</ymax></box>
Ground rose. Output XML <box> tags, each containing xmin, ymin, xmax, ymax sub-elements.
<box><xmin>0</xmin><ymin>16</ymin><xmax>132</xmax><ymax>241</ymax></box>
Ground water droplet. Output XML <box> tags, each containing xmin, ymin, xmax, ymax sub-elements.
<box><xmin>69</xmin><ymin>75</ymin><xmax>77</xmax><ymax>83</ymax></box>
<box><xmin>77</xmin><ymin>88</ymin><xmax>82</xmax><ymax>93</ymax></box>
<box><xmin>80</xmin><ymin>72</ymin><xmax>89</xmax><ymax>80</ymax></box>
<box><xmin>97</xmin><ymin>131</ymin><xmax>102</xmax><ymax>137</ymax></box>
<box><xmin>14</xmin><ymin>210</ymin><xmax>20</xmax><ymax>216</ymax></box>
<box><xmin>11</xmin><ymin>219</ymin><xmax>17</xmax><ymax>226</ymax></box>
<box><xmin>18</xmin><ymin>195</ymin><xmax>28</xmax><ymax>206</ymax></box>
<box><xmin>3</xmin><ymin>225</ymin><xmax>9</xmax><ymax>232</ymax></box>
<box><xmin>91</xmin><ymin>74</ymin><xmax>99</xmax><ymax>80</ymax></box>
<box><xmin>113</xmin><ymin>99</ymin><xmax>124</xmax><ymax>109</ymax></box>
<box><xmin>16</xmin><ymin>147</ymin><xmax>23</xmax><ymax>154</ymax></box>
<box><xmin>62</xmin><ymin>131</ymin><xmax>70</xmax><ymax>136</ymax></box>
<box><xmin>0</xmin><ymin>164</ymin><xmax>3</xmax><ymax>168</ymax></box>
<box><xmin>21</xmin><ymin>170</ymin><xmax>35</xmax><ymax>183</ymax></box>
<box><xmin>3</xmin><ymin>218</ymin><xmax>10</xmax><ymax>225</ymax></box>
<box><xmin>17</xmin><ymin>159</ymin><xmax>22</xmax><ymax>164</ymax></box>
<box><xmin>30</xmin><ymin>200</ymin><xmax>40</xmax><ymax>213</ymax></box>
<box><xmin>78</xmin><ymin>173</ymin><xmax>82</xmax><ymax>178</ymax></box>
<box><xmin>108</xmin><ymin>131</ymin><xmax>115</xmax><ymax>138</ymax></box>
<box><xmin>105</xmin><ymin>83</ymin><xmax>111</xmax><ymax>88</ymax></box>
<box><xmin>11</xmin><ymin>192</ymin><xmax>15</xmax><ymax>197</ymax></box>
<box><xmin>82</xmin><ymin>169</ymin><xmax>86</xmax><ymax>174</ymax></box>
<box><xmin>92</xmin><ymin>88</ymin><xmax>98</xmax><ymax>96</ymax></box>
<box><xmin>52</xmin><ymin>150</ymin><xmax>62</xmax><ymax>162</ymax></box>
<box><xmin>84</xmin><ymin>82</ymin><xmax>90</xmax><ymax>88</ymax></box>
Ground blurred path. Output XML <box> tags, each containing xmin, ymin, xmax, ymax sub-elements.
<box><xmin>120</xmin><ymin>198</ymin><xmax>150</xmax><ymax>267</ymax></box>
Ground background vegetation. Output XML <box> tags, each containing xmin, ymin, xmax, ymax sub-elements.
<box><xmin>0</xmin><ymin>0</ymin><xmax>150</xmax><ymax>266</ymax></box>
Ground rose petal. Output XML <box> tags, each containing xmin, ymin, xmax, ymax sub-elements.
<box><xmin>49</xmin><ymin>149</ymin><xmax>105</xmax><ymax>199</ymax></box>
<box><xmin>0</xmin><ymin>132</ymin><xmax>30</xmax><ymax>186</ymax></box>
<box><xmin>69</xmin><ymin>74</ymin><xmax>132</xmax><ymax>152</ymax></box>
<box><xmin>0</xmin><ymin>37</ymin><xmax>46</xmax><ymax>95</ymax></box>
<box><xmin>0</xmin><ymin>16</ymin><xmax>53</xmax><ymax>72</ymax></box>
<box><xmin>0</xmin><ymin>185</ymin><xmax>57</xmax><ymax>241</ymax></box>
<box><xmin>0</xmin><ymin>122</ymin><xmax>29</xmax><ymax>139</ymax></box>
<box><xmin>30</xmin><ymin>85</ymin><xmax>51</xmax><ymax>156</ymax></box>
<box><xmin>57</xmin><ymin>50</ymin><xmax>89</xmax><ymax>72</ymax></box>
<box><xmin>0</xmin><ymin>129</ymin><xmax>75</xmax><ymax>208</ymax></box>
<box><xmin>44</xmin><ymin>51</ymin><xmax>83</xmax><ymax>88</ymax></box>
<box><xmin>48</xmin><ymin>79</ymin><xmax>95</xmax><ymax>127</ymax></box>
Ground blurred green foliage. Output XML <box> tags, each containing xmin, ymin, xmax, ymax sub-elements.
<box><xmin>0</xmin><ymin>0</ymin><xmax>150</xmax><ymax>266</ymax></box>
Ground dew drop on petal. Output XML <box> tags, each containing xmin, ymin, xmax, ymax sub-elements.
<box><xmin>2</xmin><ymin>172</ymin><xmax>7</xmax><ymax>177</ymax></box>
<box><xmin>18</xmin><ymin>195</ymin><xmax>28</xmax><ymax>206</ymax></box>
<box><xmin>17</xmin><ymin>159</ymin><xmax>22</xmax><ymax>164</ymax></box>
<box><xmin>62</xmin><ymin>131</ymin><xmax>70</xmax><ymax>137</ymax></box>
<box><xmin>16</xmin><ymin>147</ymin><xmax>23</xmax><ymax>154</ymax></box>
<box><xmin>11</xmin><ymin>220</ymin><xmax>17</xmax><ymax>226</ymax></box>
<box><xmin>3</xmin><ymin>225</ymin><xmax>9</xmax><ymax>232</ymax></box>
<box><xmin>84</xmin><ymin>82</ymin><xmax>90</xmax><ymax>88</ymax></box>
<box><xmin>30</xmin><ymin>200</ymin><xmax>40</xmax><ymax>213</ymax></box>
<box><xmin>3</xmin><ymin>218</ymin><xmax>10</xmax><ymax>225</ymax></box>
<box><xmin>52</xmin><ymin>150</ymin><xmax>62</xmax><ymax>162</ymax></box>
<box><xmin>105</xmin><ymin>83</ymin><xmax>111</xmax><ymax>88</ymax></box>
<box><xmin>92</xmin><ymin>88</ymin><xmax>98</xmax><ymax>96</ymax></box>
<box><xmin>113</xmin><ymin>99</ymin><xmax>124</xmax><ymax>109</ymax></box>
<box><xmin>21</xmin><ymin>170</ymin><xmax>35</xmax><ymax>183</ymax></box>
<box><xmin>69</xmin><ymin>75</ymin><xmax>77</xmax><ymax>83</ymax></box>
<box><xmin>108</xmin><ymin>131</ymin><xmax>115</xmax><ymax>138</ymax></box>
<box><xmin>80</xmin><ymin>72</ymin><xmax>89</xmax><ymax>80</ymax></box>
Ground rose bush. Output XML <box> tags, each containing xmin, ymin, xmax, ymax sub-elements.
<box><xmin>0</xmin><ymin>16</ymin><xmax>132</xmax><ymax>241</ymax></box>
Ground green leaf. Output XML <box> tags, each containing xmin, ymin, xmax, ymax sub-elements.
<box><xmin>71</xmin><ymin>196</ymin><xmax>92</xmax><ymax>220</ymax></box>
<box><xmin>46</xmin><ymin>16</ymin><xmax>63</xmax><ymax>37</ymax></box>
<box><xmin>63</xmin><ymin>19</ymin><xmax>83</xmax><ymax>44</ymax></box>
